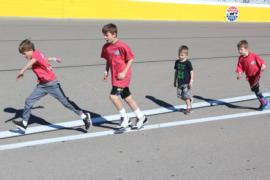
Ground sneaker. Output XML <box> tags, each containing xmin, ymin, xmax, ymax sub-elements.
<box><xmin>258</xmin><ymin>98</ymin><xmax>269</xmax><ymax>111</ymax></box>
<box><xmin>184</xmin><ymin>108</ymin><xmax>191</xmax><ymax>115</ymax></box>
<box><xmin>120</xmin><ymin>116</ymin><xmax>131</xmax><ymax>128</ymax></box>
<box><xmin>133</xmin><ymin>116</ymin><xmax>148</xmax><ymax>130</ymax></box>
<box><xmin>13</xmin><ymin>120</ymin><xmax>27</xmax><ymax>133</ymax></box>
<box><xmin>82</xmin><ymin>113</ymin><xmax>92</xmax><ymax>130</ymax></box>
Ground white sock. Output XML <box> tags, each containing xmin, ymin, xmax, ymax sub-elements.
<box><xmin>22</xmin><ymin>120</ymin><xmax>28</xmax><ymax>126</ymax></box>
<box><xmin>80</xmin><ymin>113</ymin><xmax>87</xmax><ymax>119</ymax></box>
<box><xmin>119</xmin><ymin>108</ymin><xmax>128</xmax><ymax>118</ymax></box>
<box><xmin>134</xmin><ymin>108</ymin><xmax>144</xmax><ymax>119</ymax></box>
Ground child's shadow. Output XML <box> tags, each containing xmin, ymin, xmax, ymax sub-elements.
<box><xmin>4</xmin><ymin>106</ymin><xmax>87</xmax><ymax>133</ymax></box>
<box><xmin>145</xmin><ymin>95</ymin><xmax>258</xmax><ymax>111</ymax></box>
<box><xmin>193</xmin><ymin>95</ymin><xmax>258</xmax><ymax>110</ymax></box>
<box><xmin>145</xmin><ymin>95</ymin><xmax>184</xmax><ymax>112</ymax></box>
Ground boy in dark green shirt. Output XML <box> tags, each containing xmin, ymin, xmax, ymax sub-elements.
<box><xmin>174</xmin><ymin>45</ymin><xmax>194</xmax><ymax>114</ymax></box>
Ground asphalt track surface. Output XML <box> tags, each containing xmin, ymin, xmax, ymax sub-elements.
<box><xmin>0</xmin><ymin>18</ymin><xmax>270</xmax><ymax>180</ymax></box>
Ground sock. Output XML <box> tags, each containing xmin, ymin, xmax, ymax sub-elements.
<box><xmin>119</xmin><ymin>108</ymin><xmax>128</xmax><ymax>118</ymax></box>
<box><xmin>134</xmin><ymin>108</ymin><xmax>144</xmax><ymax>119</ymax></box>
<box><xmin>22</xmin><ymin>120</ymin><xmax>28</xmax><ymax>126</ymax></box>
<box><xmin>80</xmin><ymin>113</ymin><xmax>87</xmax><ymax>119</ymax></box>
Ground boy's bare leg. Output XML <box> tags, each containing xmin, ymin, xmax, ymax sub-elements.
<box><xmin>186</xmin><ymin>99</ymin><xmax>191</xmax><ymax>108</ymax></box>
<box><xmin>185</xmin><ymin>99</ymin><xmax>191</xmax><ymax>114</ymax></box>
<box><xmin>109</xmin><ymin>95</ymin><xmax>124</xmax><ymax>111</ymax></box>
<box><xmin>125</xmin><ymin>95</ymin><xmax>144</xmax><ymax>118</ymax></box>
<box><xmin>110</xmin><ymin>95</ymin><xmax>131</xmax><ymax>128</ymax></box>
<box><xmin>124</xmin><ymin>95</ymin><xmax>139</xmax><ymax>111</ymax></box>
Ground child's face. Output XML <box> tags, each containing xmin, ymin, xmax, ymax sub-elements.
<box><xmin>103</xmin><ymin>32</ymin><xmax>117</xmax><ymax>44</ymax></box>
<box><xmin>238</xmin><ymin>47</ymin><xmax>249</xmax><ymax>56</ymax></box>
<box><xmin>22</xmin><ymin>50</ymin><xmax>33</xmax><ymax>60</ymax></box>
<box><xmin>179</xmin><ymin>51</ymin><xmax>188</xmax><ymax>60</ymax></box>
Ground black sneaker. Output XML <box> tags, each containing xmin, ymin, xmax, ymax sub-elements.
<box><xmin>82</xmin><ymin>113</ymin><xmax>92</xmax><ymax>130</ymax></box>
<box><xmin>13</xmin><ymin>120</ymin><xmax>27</xmax><ymax>133</ymax></box>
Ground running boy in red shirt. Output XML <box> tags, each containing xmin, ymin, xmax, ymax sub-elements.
<box><xmin>14</xmin><ymin>39</ymin><xmax>91</xmax><ymax>133</ymax></box>
<box><xmin>101</xmin><ymin>23</ymin><xmax>148</xmax><ymax>130</ymax></box>
<box><xmin>236</xmin><ymin>40</ymin><xmax>268</xmax><ymax>110</ymax></box>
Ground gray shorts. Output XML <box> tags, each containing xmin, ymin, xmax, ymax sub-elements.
<box><xmin>177</xmin><ymin>84</ymin><xmax>192</xmax><ymax>100</ymax></box>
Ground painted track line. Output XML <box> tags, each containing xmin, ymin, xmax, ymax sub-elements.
<box><xmin>1</xmin><ymin>92</ymin><xmax>269</xmax><ymax>139</ymax></box>
<box><xmin>0</xmin><ymin>109</ymin><xmax>270</xmax><ymax>151</ymax></box>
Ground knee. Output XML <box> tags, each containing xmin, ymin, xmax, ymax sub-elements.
<box><xmin>180</xmin><ymin>92</ymin><xmax>186</xmax><ymax>100</ymax></box>
<box><xmin>109</xmin><ymin>95</ymin><xmax>118</xmax><ymax>101</ymax></box>
<box><xmin>181</xmin><ymin>95</ymin><xmax>187</xmax><ymax>101</ymax></box>
<box><xmin>124</xmin><ymin>95</ymin><xmax>133</xmax><ymax>103</ymax></box>
<box><xmin>25</xmin><ymin>98</ymin><xmax>33</xmax><ymax>107</ymax></box>
<box><xmin>59</xmin><ymin>98</ymin><xmax>70</xmax><ymax>107</ymax></box>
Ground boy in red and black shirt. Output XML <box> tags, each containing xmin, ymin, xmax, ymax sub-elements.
<box><xmin>236</xmin><ymin>40</ymin><xmax>268</xmax><ymax>110</ymax></box>
<box><xmin>14</xmin><ymin>39</ymin><xmax>91</xmax><ymax>133</ymax></box>
<box><xmin>101</xmin><ymin>23</ymin><xmax>147</xmax><ymax>130</ymax></box>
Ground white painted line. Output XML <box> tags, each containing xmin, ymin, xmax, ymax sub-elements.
<box><xmin>1</xmin><ymin>109</ymin><xmax>270</xmax><ymax>151</ymax></box>
<box><xmin>1</xmin><ymin>93</ymin><xmax>269</xmax><ymax>139</ymax></box>
<box><xmin>131</xmin><ymin>0</ymin><xmax>270</xmax><ymax>8</ymax></box>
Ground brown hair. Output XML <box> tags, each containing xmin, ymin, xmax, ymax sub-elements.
<box><xmin>178</xmin><ymin>45</ymin><xmax>189</xmax><ymax>56</ymax></box>
<box><xmin>237</xmin><ymin>40</ymin><xmax>249</xmax><ymax>49</ymax></box>
<box><xmin>102</xmin><ymin>23</ymin><xmax>118</xmax><ymax>36</ymax></box>
<box><xmin>18</xmin><ymin>39</ymin><xmax>35</xmax><ymax>54</ymax></box>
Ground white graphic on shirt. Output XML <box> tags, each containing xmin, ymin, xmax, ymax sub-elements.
<box><xmin>114</xmin><ymin>50</ymin><xmax>120</xmax><ymax>56</ymax></box>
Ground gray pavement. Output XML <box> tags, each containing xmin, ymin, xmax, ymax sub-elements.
<box><xmin>0</xmin><ymin>18</ymin><xmax>270</xmax><ymax>180</ymax></box>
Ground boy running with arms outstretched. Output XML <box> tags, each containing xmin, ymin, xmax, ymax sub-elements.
<box><xmin>14</xmin><ymin>39</ymin><xmax>91</xmax><ymax>133</ymax></box>
<box><xmin>101</xmin><ymin>23</ymin><xmax>147</xmax><ymax>130</ymax></box>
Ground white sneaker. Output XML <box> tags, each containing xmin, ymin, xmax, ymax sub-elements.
<box><xmin>120</xmin><ymin>116</ymin><xmax>131</xmax><ymax>128</ymax></box>
<box><xmin>133</xmin><ymin>116</ymin><xmax>148</xmax><ymax>130</ymax></box>
<box><xmin>81</xmin><ymin>113</ymin><xmax>91</xmax><ymax>130</ymax></box>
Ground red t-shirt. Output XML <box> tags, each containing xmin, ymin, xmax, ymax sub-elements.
<box><xmin>101</xmin><ymin>40</ymin><xmax>134</xmax><ymax>87</ymax></box>
<box><xmin>32</xmin><ymin>50</ymin><xmax>56</xmax><ymax>83</ymax></box>
<box><xmin>236</xmin><ymin>52</ymin><xmax>265</xmax><ymax>78</ymax></box>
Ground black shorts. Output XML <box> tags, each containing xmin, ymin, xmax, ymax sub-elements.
<box><xmin>110</xmin><ymin>86</ymin><xmax>131</xmax><ymax>99</ymax></box>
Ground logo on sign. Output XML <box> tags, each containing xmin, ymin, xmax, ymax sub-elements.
<box><xmin>226</xmin><ymin>6</ymin><xmax>239</xmax><ymax>22</ymax></box>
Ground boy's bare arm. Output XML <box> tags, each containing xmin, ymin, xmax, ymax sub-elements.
<box><xmin>261</xmin><ymin>64</ymin><xmax>266</xmax><ymax>72</ymax></box>
<box><xmin>237</xmin><ymin>72</ymin><xmax>242</xmax><ymax>80</ymax></box>
<box><xmin>105</xmin><ymin>61</ymin><xmax>110</xmax><ymax>72</ymax></box>
<box><xmin>118</xmin><ymin>59</ymin><xmax>134</xmax><ymax>80</ymax></box>
<box><xmin>16</xmin><ymin>59</ymin><xmax>37</xmax><ymax>80</ymax></box>
<box><xmin>47</xmin><ymin>57</ymin><xmax>62</xmax><ymax>63</ymax></box>
<box><xmin>104</xmin><ymin>61</ymin><xmax>110</xmax><ymax>80</ymax></box>
<box><xmin>189</xmin><ymin>70</ymin><xmax>194</xmax><ymax>88</ymax></box>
